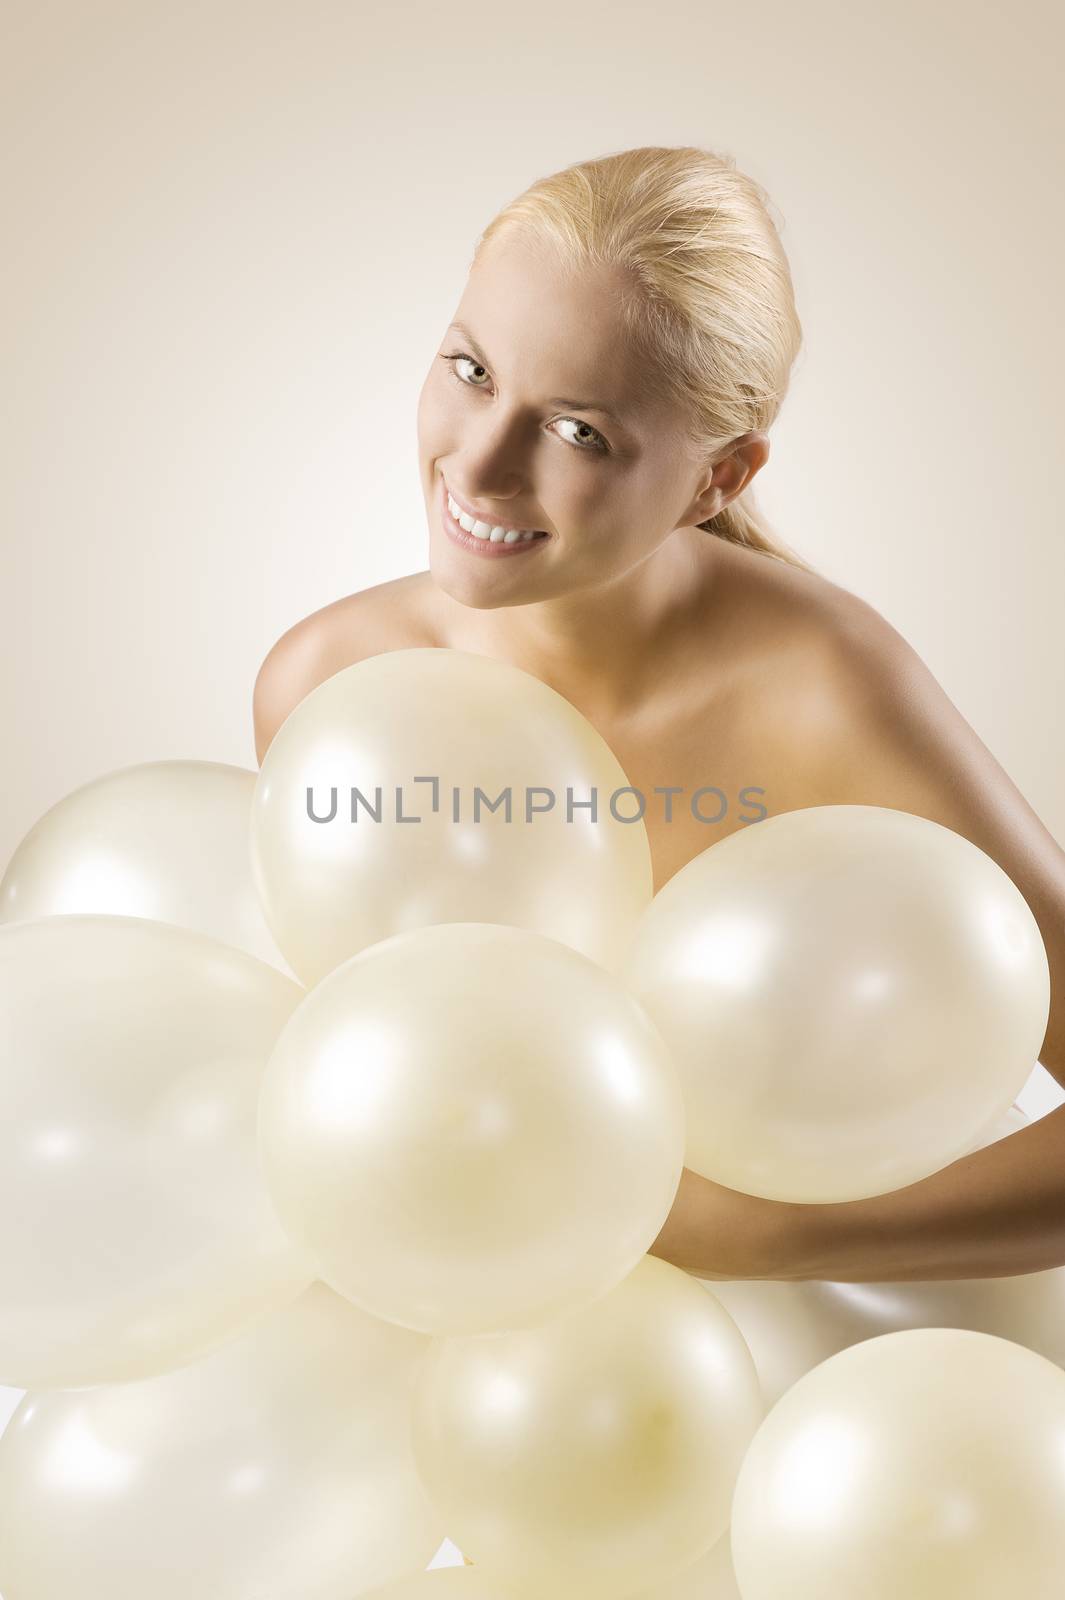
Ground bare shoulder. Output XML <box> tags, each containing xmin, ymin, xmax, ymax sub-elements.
<box><xmin>742</xmin><ymin>549</ymin><xmax>1030</xmax><ymax>833</ymax></box>
<box><xmin>777</xmin><ymin>566</ymin><xmax>958</xmax><ymax>792</ymax></box>
<box><xmin>253</xmin><ymin>571</ymin><xmax>438</xmax><ymax>764</ymax></box>
<box><xmin>696</xmin><ymin>541</ymin><xmax>967</xmax><ymax>825</ymax></box>
<box><xmin>707</xmin><ymin>544</ymin><xmax>905</xmax><ymax>738</ymax></box>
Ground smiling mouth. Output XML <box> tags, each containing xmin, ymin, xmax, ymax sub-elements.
<box><xmin>439</xmin><ymin>477</ymin><xmax>551</xmax><ymax>557</ymax></box>
<box><xmin>443</xmin><ymin>479</ymin><xmax>549</xmax><ymax>542</ymax></box>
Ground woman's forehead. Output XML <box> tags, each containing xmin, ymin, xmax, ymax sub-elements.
<box><xmin>454</xmin><ymin>251</ymin><xmax>665</xmax><ymax>424</ymax></box>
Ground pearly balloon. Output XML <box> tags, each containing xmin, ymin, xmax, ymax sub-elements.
<box><xmin>730</xmin><ymin>1327</ymin><xmax>1065</xmax><ymax>1598</ymax></box>
<box><xmin>704</xmin><ymin>1106</ymin><xmax>1056</xmax><ymax>1407</ymax></box>
<box><xmin>250</xmin><ymin>648</ymin><xmax>653</xmax><ymax>986</ymax></box>
<box><xmin>622</xmin><ymin>804</ymin><xmax>1050</xmax><ymax>1202</ymax></box>
<box><xmin>411</xmin><ymin>1255</ymin><xmax>764</xmax><ymax>1600</ymax></box>
<box><xmin>0</xmin><ymin>1283</ymin><xmax>444</xmax><ymax>1600</ymax></box>
<box><xmin>0</xmin><ymin>760</ymin><xmax>295</xmax><ymax>975</ymax></box>
<box><xmin>258</xmin><ymin>921</ymin><xmax>685</xmax><ymax>1335</ymax></box>
<box><xmin>0</xmin><ymin>915</ymin><xmax>313</xmax><ymax>1387</ymax></box>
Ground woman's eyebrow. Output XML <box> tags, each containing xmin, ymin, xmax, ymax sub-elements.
<box><xmin>446</xmin><ymin>321</ymin><xmax>629</xmax><ymax>426</ymax></box>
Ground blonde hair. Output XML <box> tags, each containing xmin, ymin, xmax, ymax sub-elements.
<box><xmin>475</xmin><ymin>145</ymin><xmax>816</xmax><ymax>574</ymax></box>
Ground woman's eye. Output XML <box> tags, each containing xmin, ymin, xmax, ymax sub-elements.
<box><xmin>444</xmin><ymin>353</ymin><xmax>491</xmax><ymax>388</ymax></box>
<box><xmin>552</xmin><ymin>417</ymin><xmax>608</xmax><ymax>453</ymax></box>
<box><xmin>438</xmin><ymin>353</ymin><xmax>610</xmax><ymax>453</ymax></box>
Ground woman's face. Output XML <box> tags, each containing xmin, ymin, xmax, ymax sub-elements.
<box><xmin>417</xmin><ymin>232</ymin><xmax>729</xmax><ymax>609</ymax></box>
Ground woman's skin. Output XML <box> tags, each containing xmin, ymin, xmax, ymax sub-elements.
<box><xmin>254</xmin><ymin>232</ymin><xmax>1065</xmax><ymax>1286</ymax></box>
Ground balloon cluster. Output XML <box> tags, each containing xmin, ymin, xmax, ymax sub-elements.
<box><xmin>0</xmin><ymin>646</ymin><xmax>1061</xmax><ymax>1599</ymax></box>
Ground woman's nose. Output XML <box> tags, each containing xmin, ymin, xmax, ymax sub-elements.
<box><xmin>455</xmin><ymin>468</ymin><xmax>526</xmax><ymax>508</ymax></box>
<box><xmin>456</xmin><ymin>405</ymin><xmax>535</xmax><ymax>500</ymax></box>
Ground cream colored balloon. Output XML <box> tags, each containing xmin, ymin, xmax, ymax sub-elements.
<box><xmin>259</xmin><ymin>921</ymin><xmax>685</xmax><ymax>1335</ymax></box>
<box><xmin>250</xmin><ymin>649</ymin><xmax>653</xmax><ymax>986</ymax></box>
<box><xmin>730</xmin><ymin>1327</ymin><xmax>1065</xmax><ymax>1599</ymax></box>
<box><xmin>622</xmin><ymin>805</ymin><xmax>1049</xmax><ymax>1202</ymax></box>
<box><xmin>0</xmin><ymin>1283</ymin><xmax>444</xmax><ymax>1600</ymax></box>
<box><xmin>704</xmin><ymin>1106</ymin><xmax>1051</xmax><ymax>1407</ymax></box>
<box><xmin>411</xmin><ymin>1255</ymin><xmax>764</xmax><ymax>1600</ymax></box>
<box><xmin>0</xmin><ymin>914</ymin><xmax>313</xmax><ymax>1387</ymax></box>
<box><xmin>0</xmin><ymin>759</ymin><xmax>295</xmax><ymax>974</ymax></box>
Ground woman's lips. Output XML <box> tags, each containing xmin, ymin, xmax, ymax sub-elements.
<box><xmin>439</xmin><ymin>477</ymin><xmax>551</xmax><ymax>559</ymax></box>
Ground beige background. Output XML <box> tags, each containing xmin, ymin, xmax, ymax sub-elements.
<box><xmin>2</xmin><ymin>30</ymin><xmax>1063</xmax><ymax>967</ymax></box>
<box><xmin>0</xmin><ymin>2</ymin><xmax>1063</xmax><ymax>1565</ymax></box>
<box><xmin>3</xmin><ymin>0</ymin><xmax>1063</xmax><ymax>871</ymax></box>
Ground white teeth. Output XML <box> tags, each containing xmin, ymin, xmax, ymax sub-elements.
<box><xmin>448</xmin><ymin>491</ymin><xmax>542</xmax><ymax>544</ymax></box>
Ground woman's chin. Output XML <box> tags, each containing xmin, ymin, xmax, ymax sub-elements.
<box><xmin>429</xmin><ymin>538</ymin><xmax>543</xmax><ymax>608</ymax></box>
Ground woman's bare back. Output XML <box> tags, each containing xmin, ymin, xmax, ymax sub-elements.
<box><xmin>254</xmin><ymin>550</ymin><xmax>879</xmax><ymax>894</ymax></box>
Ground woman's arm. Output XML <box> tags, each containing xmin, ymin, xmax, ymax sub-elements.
<box><xmin>651</xmin><ymin>1110</ymin><xmax>1065</xmax><ymax>1283</ymax></box>
<box><xmin>651</xmin><ymin>596</ymin><xmax>1065</xmax><ymax>1283</ymax></box>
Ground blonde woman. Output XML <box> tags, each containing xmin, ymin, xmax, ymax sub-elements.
<box><xmin>254</xmin><ymin>145</ymin><xmax>1065</xmax><ymax>1288</ymax></box>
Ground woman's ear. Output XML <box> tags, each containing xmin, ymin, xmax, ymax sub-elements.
<box><xmin>682</xmin><ymin>431</ymin><xmax>770</xmax><ymax>525</ymax></box>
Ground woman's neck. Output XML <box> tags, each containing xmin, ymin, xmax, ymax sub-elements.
<box><xmin>432</xmin><ymin>526</ymin><xmax>722</xmax><ymax>718</ymax></box>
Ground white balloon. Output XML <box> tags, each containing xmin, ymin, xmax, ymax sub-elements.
<box><xmin>0</xmin><ymin>760</ymin><xmax>295</xmax><ymax>975</ymax></box>
<box><xmin>731</xmin><ymin>1328</ymin><xmax>1065</xmax><ymax>1598</ymax></box>
<box><xmin>623</xmin><ymin>805</ymin><xmax>1050</xmax><ymax>1201</ymax></box>
<box><xmin>411</xmin><ymin>1256</ymin><xmax>763</xmax><ymax>1599</ymax></box>
<box><xmin>258</xmin><ymin>922</ymin><xmax>685</xmax><ymax>1335</ymax></box>
<box><xmin>0</xmin><ymin>1284</ymin><xmax>444</xmax><ymax>1600</ymax></box>
<box><xmin>251</xmin><ymin>649</ymin><xmax>653</xmax><ymax>987</ymax></box>
<box><xmin>0</xmin><ymin>914</ymin><xmax>312</xmax><ymax>1386</ymax></box>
